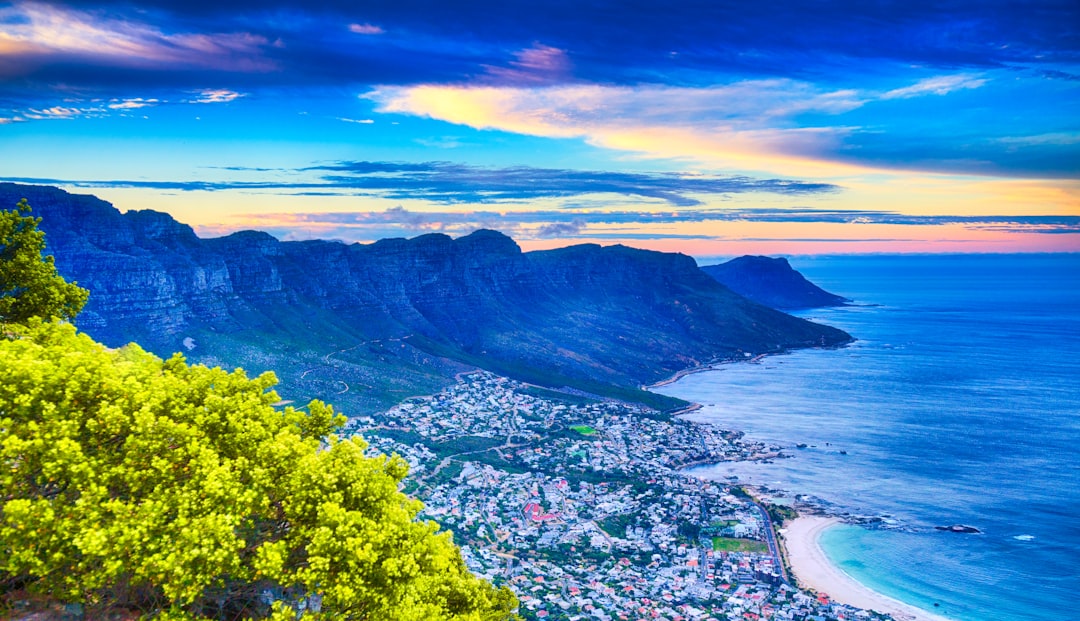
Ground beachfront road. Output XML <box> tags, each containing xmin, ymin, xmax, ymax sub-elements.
<box><xmin>751</xmin><ymin>501</ymin><xmax>791</xmax><ymax>585</ymax></box>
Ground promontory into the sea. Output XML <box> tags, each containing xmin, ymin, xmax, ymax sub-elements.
<box><xmin>701</xmin><ymin>255</ymin><xmax>850</xmax><ymax>310</ymax></box>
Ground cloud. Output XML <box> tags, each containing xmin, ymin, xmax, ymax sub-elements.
<box><xmin>25</xmin><ymin>106</ymin><xmax>83</xmax><ymax>118</ymax></box>
<box><xmin>1039</xmin><ymin>69</ymin><xmax>1080</xmax><ymax>82</ymax></box>
<box><xmin>880</xmin><ymin>74</ymin><xmax>988</xmax><ymax>99</ymax></box>
<box><xmin>0</xmin><ymin>89</ymin><xmax>240</xmax><ymax>125</ymax></box>
<box><xmin>0</xmin><ymin>2</ymin><xmax>276</xmax><ymax>73</ymax></box>
<box><xmin>368</xmin><ymin>69</ymin><xmax>1076</xmax><ymax>178</ymax></box>
<box><xmin>108</xmin><ymin>97</ymin><xmax>161</xmax><ymax>109</ymax></box>
<box><xmin>5</xmin><ymin>0</ymin><xmax>1072</xmax><ymax>97</ymax></box>
<box><xmin>3</xmin><ymin>1</ymin><xmax>1074</xmax><ymax>188</ymax></box>
<box><xmin>484</xmin><ymin>43</ymin><xmax>572</xmax><ymax>85</ymax></box>
<box><xmin>301</xmin><ymin>160</ymin><xmax>837</xmax><ymax>204</ymax></box>
<box><xmin>348</xmin><ymin>23</ymin><xmax>384</xmax><ymax>35</ymax></box>
<box><xmin>188</xmin><ymin>88</ymin><xmax>244</xmax><ymax>103</ymax></box>
<box><xmin>368</xmin><ymin>82</ymin><xmax>879</xmax><ymax>177</ymax></box>
<box><xmin>996</xmin><ymin>132</ymin><xmax>1080</xmax><ymax>147</ymax></box>
<box><xmin>337</xmin><ymin>117</ymin><xmax>374</xmax><ymax>124</ymax></box>
<box><xmin>0</xmin><ymin>161</ymin><xmax>837</xmax><ymax>205</ymax></box>
<box><xmin>535</xmin><ymin>219</ymin><xmax>585</xmax><ymax>237</ymax></box>
<box><xmin>414</xmin><ymin>136</ymin><xmax>465</xmax><ymax>149</ymax></box>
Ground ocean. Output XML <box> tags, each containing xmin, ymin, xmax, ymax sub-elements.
<box><xmin>654</xmin><ymin>254</ymin><xmax>1080</xmax><ymax>621</ymax></box>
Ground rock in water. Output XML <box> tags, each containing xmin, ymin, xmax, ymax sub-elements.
<box><xmin>935</xmin><ymin>524</ymin><xmax>982</xmax><ymax>534</ymax></box>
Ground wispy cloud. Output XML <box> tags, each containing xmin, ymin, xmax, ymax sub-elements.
<box><xmin>303</xmin><ymin>160</ymin><xmax>837</xmax><ymax>205</ymax></box>
<box><xmin>1</xmin><ymin>89</ymin><xmax>242</xmax><ymax>124</ymax></box>
<box><xmin>484</xmin><ymin>43</ymin><xmax>573</xmax><ymax>85</ymax></box>
<box><xmin>880</xmin><ymin>74</ymin><xmax>988</xmax><ymax>99</ymax></box>
<box><xmin>107</xmin><ymin>97</ymin><xmax>161</xmax><ymax>109</ymax></box>
<box><xmin>187</xmin><ymin>89</ymin><xmax>245</xmax><ymax>104</ymax></box>
<box><xmin>2</xmin><ymin>1</ymin><xmax>1074</xmax><ymax>99</ymax></box>
<box><xmin>0</xmin><ymin>161</ymin><xmax>837</xmax><ymax>206</ymax></box>
<box><xmin>22</xmin><ymin>105</ymin><xmax>89</xmax><ymax>119</ymax></box>
<box><xmin>995</xmin><ymin>132</ymin><xmax>1080</xmax><ymax>147</ymax></box>
<box><xmin>0</xmin><ymin>2</ymin><xmax>275</xmax><ymax>73</ymax></box>
<box><xmin>535</xmin><ymin>219</ymin><xmax>586</xmax><ymax>237</ymax></box>
<box><xmin>348</xmin><ymin>23</ymin><xmax>384</xmax><ymax>35</ymax></box>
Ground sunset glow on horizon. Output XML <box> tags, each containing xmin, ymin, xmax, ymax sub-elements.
<box><xmin>1</xmin><ymin>0</ymin><xmax>1077</xmax><ymax>256</ymax></box>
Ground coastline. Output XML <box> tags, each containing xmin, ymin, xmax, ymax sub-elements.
<box><xmin>652</xmin><ymin>350</ymin><xmax>955</xmax><ymax>621</ymax></box>
<box><xmin>781</xmin><ymin>516</ymin><xmax>954</xmax><ymax>621</ymax></box>
<box><xmin>644</xmin><ymin>361</ymin><xmax>724</xmax><ymax>389</ymax></box>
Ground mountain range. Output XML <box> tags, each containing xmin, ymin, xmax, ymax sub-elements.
<box><xmin>5</xmin><ymin>183</ymin><xmax>851</xmax><ymax>414</ymax></box>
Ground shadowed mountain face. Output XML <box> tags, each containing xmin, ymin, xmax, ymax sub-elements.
<box><xmin>701</xmin><ymin>256</ymin><xmax>850</xmax><ymax>310</ymax></box>
<box><xmin>5</xmin><ymin>183</ymin><xmax>851</xmax><ymax>414</ymax></box>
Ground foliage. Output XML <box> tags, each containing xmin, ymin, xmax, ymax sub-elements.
<box><xmin>0</xmin><ymin>320</ymin><xmax>518</xmax><ymax>620</ymax></box>
<box><xmin>0</xmin><ymin>199</ymin><xmax>88</xmax><ymax>325</ymax></box>
<box><xmin>729</xmin><ymin>486</ymin><xmax>751</xmax><ymax>500</ymax></box>
<box><xmin>677</xmin><ymin>521</ymin><xmax>701</xmax><ymax>541</ymax></box>
<box><xmin>598</xmin><ymin>514</ymin><xmax>634</xmax><ymax>539</ymax></box>
<box><xmin>429</xmin><ymin>436</ymin><xmax>505</xmax><ymax>459</ymax></box>
<box><xmin>765</xmin><ymin>503</ymin><xmax>798</xmax><ymax>527</ymax></box>
<box><xmin>711</xmin><ymin>537</ymin><xmax>768</xmax><ymax>554</ymax></box>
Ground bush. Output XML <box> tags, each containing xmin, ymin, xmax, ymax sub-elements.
<box><xmin>0</xmin><ymin>321</ymin><xmax>517</xmax><ymax>620</ymax></box>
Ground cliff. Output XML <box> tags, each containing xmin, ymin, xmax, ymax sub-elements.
<box><xmin>700</xmin><ymin>256</ymin><xmax>849</xmax><ymax>309</ymax></box>
<box><xmin>5</xmin><ymin>183</ymin><xmax>852</xmax><ymax>413</ymax></box>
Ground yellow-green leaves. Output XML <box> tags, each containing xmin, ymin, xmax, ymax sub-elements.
<box><xmin>0</xmin><ymin>321</ymin><xmax>518</xmax><ymax>620</ymax></box>
<box><xmin>0</xmin><ymin>198</ymin><xmax>88</xmax><ymax>325</ymax></box>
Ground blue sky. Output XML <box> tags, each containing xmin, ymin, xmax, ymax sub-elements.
<box><xmin>1</xmin><ymin>0</ymin><xmax>1077</xmax><ymax>254</ymax></box>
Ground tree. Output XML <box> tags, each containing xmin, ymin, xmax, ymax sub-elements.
<box><xmin>0</xmin><ymin>198</ymin><xmax>88</xmax><ymax>325</ymax></box>
<box><xmin>0</xmin><ymin>320</ymin><xmax>519</xmax><ymax>620</ymax></box>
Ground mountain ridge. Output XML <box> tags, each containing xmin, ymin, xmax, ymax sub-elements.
<box><xmin>4</xmin><ymin>183</ymin><xmax>852</xmax><ymax>414</ymax></box>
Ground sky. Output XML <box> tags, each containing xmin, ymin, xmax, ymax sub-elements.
<box><xmin>1</xmin><ymin>0</ymin><xmax>1078</xmax><ymax>256</ymax></box>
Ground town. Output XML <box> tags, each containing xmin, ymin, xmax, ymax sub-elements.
<box><xmin>345</xmin><ymin>373</ymin><xmax>892</xmax><ymax>621</ymax></box>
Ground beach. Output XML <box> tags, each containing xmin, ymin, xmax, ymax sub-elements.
<box><xmin>781</xmin><ymin>517</ymin><xmax>954</xmax><ymax>621</ymax></box>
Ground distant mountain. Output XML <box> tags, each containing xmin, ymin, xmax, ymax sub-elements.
<box><xmin>5</xmin><ymin>183</ymin><xmax>851</xmax><ymax>414</ymax></box>
<box><xmin>700</xmin><ymin>256</ymin><xmax>849</xmax><ymax>309</ymax></box>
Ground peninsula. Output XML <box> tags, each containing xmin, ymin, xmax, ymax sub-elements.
<box><xmin>701</xmin><ymin>256</ymin><xmax>849</xmax><ymax>310</ymax></box>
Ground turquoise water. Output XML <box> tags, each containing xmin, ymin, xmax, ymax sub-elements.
<box><xmin>655</xmin><ymin>254</ymin><xmax>1080</xmax><ymax>621</ymax></box>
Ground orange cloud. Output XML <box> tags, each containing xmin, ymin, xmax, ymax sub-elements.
<box><xmin>369</xmin><ymin>83</ymin><xmax>874</xmax><ymax>177</ymax></box>
<box><xmin>368</xmin><ymin>82</ymin><xmax>1079</xmax><ymax>218</ymax></box>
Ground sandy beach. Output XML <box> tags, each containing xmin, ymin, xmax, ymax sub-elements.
<box><xmin>781</xmin><ymin>516</ymin><xmax>954</xmax><ymax>621</ymax></box>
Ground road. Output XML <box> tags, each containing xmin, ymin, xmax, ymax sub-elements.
<box><xmin>749</xmin><ymin>500</ymin><xmax>791</xmax><ymax>586</ymax></box>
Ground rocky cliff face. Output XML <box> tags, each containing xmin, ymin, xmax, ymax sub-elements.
<box><xmin>700</xmin><ymin>255</ymin><xmax>850</xmax><ymax>309</ymax></box>
<box><xmin>5</xmin><ymin>183</ymin><xmax>851</xmax><ymax>413</ymax></box>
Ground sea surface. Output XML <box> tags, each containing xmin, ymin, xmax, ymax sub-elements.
<box><xmin>654</xmin><ymin>254</ymin><xmax>1080</xmax><ymax>621</ymax></box>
